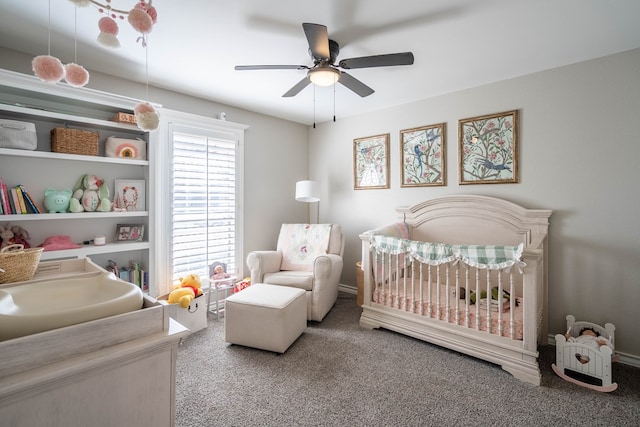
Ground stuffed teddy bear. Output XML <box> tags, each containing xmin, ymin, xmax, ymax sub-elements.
<box><xmin>69</xmin><ymin>174</ymin><xmax>111</xmax><ymax>213</ymax></box>
<box><xmin>0</xmin><ymin>223</ymin><xmax>30</xmax><ymax>249</ymax></box>
<box><xmin>167</xmin><ymin>273</ymin><xmax>203</xmax><ymax>308</ymax></box>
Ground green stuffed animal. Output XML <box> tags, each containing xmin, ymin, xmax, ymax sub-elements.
<box><xmin>69</xmin><ymin>174</ymin><xmax>111</xmax><ymax>213</ymax></box>
<box><xmin>468</xmin><ymin>286</ymin><xmax>511</xmax><ymax>305</ymax></box>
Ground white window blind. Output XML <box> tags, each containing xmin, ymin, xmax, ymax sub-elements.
<box><xmin>171</xmin><ymin>129</ymin><xmax>238</xmax><ymax>283</ymax></box>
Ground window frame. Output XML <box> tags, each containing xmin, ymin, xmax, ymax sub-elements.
<box><xmin>151</xmin><ymin>108</ymin><xmax>248</xmax><ymax>296</ymax></box>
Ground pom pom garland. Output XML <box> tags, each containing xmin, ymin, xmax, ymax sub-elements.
<box><xmin>128</xmin><ymin>8</ymin><xmax>153</xmax><ymax>34</ymax></box>
<box><xmin>68</xmin><ymin>0</ymin><xmax>91</xmax><ymax>7</ymax></box>
<box><xmin>32</xmin><ymin>55</ymin><xmax>65</xmax><ymax>83</ymax></box>
<box><xmin>134</xmin><ymin>102</ymin><xmax>159</xmax><ymax>131</ymax></box>
<box><xmin>97</xmin><ymin>16</ymin><xmax>121</xmax><ymax>48</ymax></box>
<box><xmin>64</xmin><ymin>63</ymin><xmax>90</xmax><ymax>87</ymax></box>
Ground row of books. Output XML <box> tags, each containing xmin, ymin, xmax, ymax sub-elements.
<box><xmin>0</xmin><ymin>177</ymin><xmax>42</xmax><ymax>215</ymax></box>
<box><xmin>118</xmin><ymin>261</ymin><xmax>149</xmax><ymax>292</ymax></box>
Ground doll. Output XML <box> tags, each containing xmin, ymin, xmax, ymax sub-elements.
<box><xmin>210</xmin><ymin>264</ymin><xmax>233</xmax><ymax>287</ymax></box>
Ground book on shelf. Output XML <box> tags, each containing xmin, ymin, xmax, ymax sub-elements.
<box><xmin>17</xmin><ymin>184</ymin><xmax>41</xmax><ymax>214</ymax></box>
<box><xmin>0</xmin><ymin>178</ymin><xmax>11</xmax><ymax>214</ymax></box>
<box><xmin>14</xmin><ymin>186</ymin><xmax>27</xmax><ymax>214</ymax></box>
<box><xmin>9</xmin><ymin>187</ymin><xmax>20</xmax><ymax>214</ymax></box>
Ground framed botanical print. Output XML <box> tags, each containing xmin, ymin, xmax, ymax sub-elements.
<box><xmin>458</xmin><ymin>110</ymin><xmax>519</xmax><ymax>184</ymax></box>
<box><xmin>114</xmin><ymin>179</ymin><xmax>146</xmax><ymax>211</ymax></box>
<box><xmin>353</xmin><ymin>133</ymin><xmax>390</xmax><ymax>190</ymax></box>
<box><xmin>400</xmin><ymin>123</ymin><xmax>446</xmax><ymax>187</ymax></box>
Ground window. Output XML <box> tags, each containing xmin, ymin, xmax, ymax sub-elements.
<box><xmin>171</xmin><ymin>129</ymin><xmax>237</xmax><ymax>282</ymax></box>
<box><xmin>154</xmin><ymin>109</ymin><xmax>247</xmax><ymax>294</ymax></box>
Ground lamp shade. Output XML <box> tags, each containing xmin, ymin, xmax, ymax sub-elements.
<box><xmin>295</xmin><ymin>180</ymin><xmax>320</xmax><ymax>202</ymax></box>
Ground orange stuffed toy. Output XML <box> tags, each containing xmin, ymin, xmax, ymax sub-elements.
<box><xmin>167</xmin><ymin>273</ymin><xmax>203</xmax><ymax>308</ymax></box>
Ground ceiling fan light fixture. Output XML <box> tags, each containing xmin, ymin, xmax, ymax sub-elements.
<box><xmin>309</xmin><ymin>67</ymin><xmax>340</xmax><ymax>86</ymax></box>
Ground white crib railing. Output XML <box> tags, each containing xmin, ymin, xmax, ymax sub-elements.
<box><xmin>369</xmin><ymin>240</ymin><xmax>525</xmax><ymax>340</ymax></box>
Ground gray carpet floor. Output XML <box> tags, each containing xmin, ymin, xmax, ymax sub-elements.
<box><xmin>175</xmin><ymin>292</ymin><xmax>640</xmax><ymax>426</ymax></box>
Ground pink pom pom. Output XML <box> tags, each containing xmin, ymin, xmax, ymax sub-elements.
<box><xmin>146</xmin><ymin>6</ymin><xmax>158</xmax><ymax>23</ymax></box>
<box><xmin>134</xmin><ymin>102</ymin><xmax>159</xmax><ymax>131</ymax></box>
<box><xmin>98</xmin><ymin>16</ymin><xmax>119</xmax><ymax>35</ymax></box>
<box><xmin>32</xmin><ymin>55</ymin><xmax>65</xmax><ymax>83</ymax></box>
<box><xmin>64</xmin><ymin>63</ymin><xmax>90</xmax><ymax>87</ymax></box>
<box><xmin>128</xmin><ymin>8</ymin><xmax>153</xmax><ymax>34</ymax></box>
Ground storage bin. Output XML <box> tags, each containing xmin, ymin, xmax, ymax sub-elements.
<box><xmin>50</xmin><ymin>127</ymin><xmax>99</xmax><ymax>156</ymax></box>
<box><xmin>156</xmin><ymin>293</ymin><xmax>208</xmax><ymax>333</ymax></box>
<box><xmin>0</xmin><ymin>119</ymin><xmax>37</xmax><ymax>150</ymax></box>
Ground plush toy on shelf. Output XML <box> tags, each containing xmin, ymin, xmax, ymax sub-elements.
<box><xmin>167</xmin><ymin>273</ymin><xmax>203</xmax><ymax>308</ymax></box>
<box><xmin>69</xmin><ymin>174</ymin><xmax>111</xmax><ymax>213</ymax></box>
<box><xmin>0</xmin><ymin>223</ymin><xmax>30</xmax><ymax>249</ymax></box>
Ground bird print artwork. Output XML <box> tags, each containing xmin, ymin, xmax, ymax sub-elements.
<box><xmin>460</xmin><ymin>111</ymin><xmax>518</xmax><ymax>184</ymax></box>
<box><xmin>400</xmin><ymin>124</ymin><xmax>445</xmax><ymax>187</ymax></box>
<box><xmin>354</xmin><ymin>134</ymin><xmax>389</xmax><ymax>189</ymax></box>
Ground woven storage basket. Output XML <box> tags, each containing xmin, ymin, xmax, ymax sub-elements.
<box><xmin>0</xmin><ymin>244</ymin><xmax>44</xmax><ymax>284</ymax></box>
<box><xmin>51</xmin><ymin>127</ymin><xmax>99</xmax><ymax>156</ymax></box>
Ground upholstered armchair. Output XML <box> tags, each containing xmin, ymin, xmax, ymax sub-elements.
<box><xmin>246</xmin><ymin>223</ymin><xmax>344</xmax><ymax>322</ymax></box>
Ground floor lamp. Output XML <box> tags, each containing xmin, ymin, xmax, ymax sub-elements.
<box><xmin>295</xmin><ymin>180</ymin><xmax>320</xmax><ymax>224</ymax></box>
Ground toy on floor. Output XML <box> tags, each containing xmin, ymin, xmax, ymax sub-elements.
<box><xmin>552</xmin><ymin>314</ymin><xmax>617</xmax><ymax>392</ymax></box>
<box><xmin>168</xmin><ymin>274</ymin><xmax>203</xmax><ymax>308</ymax></box>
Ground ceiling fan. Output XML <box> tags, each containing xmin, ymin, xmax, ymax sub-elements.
<box><xmin>235</xmin><ymin>23</ymin><xmax>414</xmax><ymax>98</ymax></box>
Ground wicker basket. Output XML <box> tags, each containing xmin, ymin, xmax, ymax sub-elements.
<box><xmin>51</xmin><ymin>127</ymin><xmax>99</xmax><ymax>156</ymax></box>
<box><xmin>0</xmin><ymin>244</ymin><xmax>44</xmax><ymax>284</ymax></box>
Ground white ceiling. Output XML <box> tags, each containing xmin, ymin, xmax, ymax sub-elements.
<box><xmin>1</xmin><ymin>0</ymin><xmax>639</xmax><ymax>125</ymax></box>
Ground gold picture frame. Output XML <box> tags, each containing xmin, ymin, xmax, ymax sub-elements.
<box><xmin>458</xmin><ymin>110</ymin><xmax>519</xmax><ymax>184</ymax></box>
<box><xmin>353</xmin><ymin>133</ymin><xmax>390</xmax><ymax>190</ymax></box>
<box><xmin>400</xmin><ymin>123</ymin><xmax>446</xmax><ymax>187</ymax></box>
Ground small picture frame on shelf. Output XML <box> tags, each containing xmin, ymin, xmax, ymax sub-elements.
<box><xmin>116</xmin><ymin>224</ymin><xmax>145</xmax><ymax>242</ymax></box>
<box><xmin>114</xmin><ymin>179</ymin><xmax>145</xmax><ymax>211</ymax></box>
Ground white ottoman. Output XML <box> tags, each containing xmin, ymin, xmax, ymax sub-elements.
<box><xmin>224</xmin><ymin>284</ymin><xmax>306</xmax><ymax>353</ymax></box>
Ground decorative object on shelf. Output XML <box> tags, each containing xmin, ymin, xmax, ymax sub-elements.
<box><xmin>114</xmin><ymin>179</ymin><xmax>145</xmax><ymax>211</ymax></box>
<box><xmin>458</xmin><ymin>110</ymin><xmax>519</xmax><ymax>185</ymax></box>
<box><xmin>38</xmin><ymin>235</ymin><xmax>82</xmax><ymax>251</ymax></box>
<box><xmin>116</xmin><ymin>223</ymin><xmax>144</xmax><ymax>241</ymax></box>
<box><xmin>0</xmin><ymin>223</ymin><xmax>31</xmax><ymax>249</ymax></box>
<box><xmin>43</xmin><ymin>188</ymin><xmax>73</xmax><ymax>213</ymax></box>
<box><xmin>105</xmin><ymin>136</ymin><xmax>146</xmax><ymax>159</ymax></box>
<box><xmin>50</xmin><ymin>127</ymin><xmax>99</xmax><ymax>156</ymax></box>
<box><xmin>69</xmin><ymin>174</ymin><xmax>111</xmax><ymax>212</ymax></box>
<box><xmin>400</xmin><ymin>122</ymin><xmax>446</xmax><ymax>187</ymax></box>
<box><xmin>0</xmin><ymin>244</ymin><xmax>44</xmax><ymax>284</ymax></box>
<box><xmin>353</xmin><ymin>133</ymin><xmax>390</xmax><ymax>190</ymax></box>
<box><xmin>0</xmin><ymin>119</ymin><xmax>37</xmax><ymax>150</ymax></box>
<box><xmin>112</xmin><ymin>112</ymin><xmax>137</xmax><ymax>124</ymax></box>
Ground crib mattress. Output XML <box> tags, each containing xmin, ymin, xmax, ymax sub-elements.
<box><xmin>373</xmin><ymin>283</ymin><xmax>524</xmax><ymax>340</ymax></box>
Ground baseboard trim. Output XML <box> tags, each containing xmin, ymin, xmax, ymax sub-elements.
<box><xmin>547</xmin><ymin>334</ymin><xmax>640</xmax><ymax>368</ymax></box>
<box><xmin>338</xmin><ymin>284</ymin><xmax>357</xmax><ymax>295</ymax></box>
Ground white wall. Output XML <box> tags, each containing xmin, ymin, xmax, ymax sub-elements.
<box><xmin>309</xmin><ymin>48</ymin><xmax>640</xmax><ymax>358</ymax></box>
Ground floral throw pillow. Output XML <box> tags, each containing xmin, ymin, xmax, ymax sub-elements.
<box><xmin>278</xmin><ymin>224</ymin><xmax>332</xmax><ymax>271</ymax></box>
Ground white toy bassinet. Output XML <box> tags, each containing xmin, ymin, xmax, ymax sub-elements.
<box><xmin>552</xmin><ymin>314</ymin><xmax>617</xmax><ymax>392</ymax></box>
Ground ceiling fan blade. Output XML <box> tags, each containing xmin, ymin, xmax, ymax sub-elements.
<box><xmin>338</xmin><ymin>52</ymin><xmax>414</xmax><ymax>69</ymax></box>
<box><xmin>235</xmin><ymin>65</ymin><xmax>309</xmax><ymax>71</ymax></box>
<box><xmin>303</xmin><ymin>23</ymin><xmax>330</xmax><ymax>60</ymax></box>
<box><xmin>282</xmin><ymin>76</ymin><xmax>312</xmax><ymax>97</ymax></box>
<box><xmin>338</xmin><ymin>72</ymin><xmax>374</xmax><ymax>97</ymax></box>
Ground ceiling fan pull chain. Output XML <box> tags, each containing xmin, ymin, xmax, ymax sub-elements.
<box><xmin>313</xmin><ymin>84</ymin><xmax>316</xmax><ymax>129</ymax></box>
<box><xmin>333</xmin><ymin>83</ymin><xmax>336</xmax><ymax>122</ymax></box>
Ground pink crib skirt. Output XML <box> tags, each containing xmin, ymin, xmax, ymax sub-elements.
<box><xmin>373</xmin><ymin>284</ymin><xmax>524</xmax><ymax>340</ymax></box>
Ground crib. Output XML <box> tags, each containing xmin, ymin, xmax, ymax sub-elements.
<box><xmin>552</xmin><ymin>315</ymin><xmax>617</xmax><ymax>392</ymax></box>
<box><xmin>359</xmin><ymin>195</ymin><xmax>552</xmax><ymax>385</ymax></box>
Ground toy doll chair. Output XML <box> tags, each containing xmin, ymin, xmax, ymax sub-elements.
<box><xmin>246</xmin><ymin>223</ymin><xmax>344</xmax><ymax>322</ymax></box>
<box><xmin>207</xmin><ymin>261</ymin><xmax>236</xmax><ymax>319</ymax></box>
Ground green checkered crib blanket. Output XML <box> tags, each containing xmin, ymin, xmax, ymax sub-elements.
<box><xmin>370</xmin><ymin>235</ymin><xmax>525</xmax><ymax>270</ymax></box>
